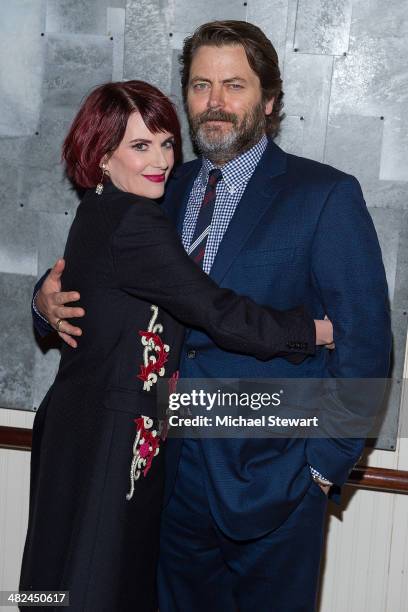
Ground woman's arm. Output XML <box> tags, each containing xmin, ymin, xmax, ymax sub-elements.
<box><xmin>111</xmin><ymin>199</ymin><xmax>317</xmax><ymax>362</ymax></box>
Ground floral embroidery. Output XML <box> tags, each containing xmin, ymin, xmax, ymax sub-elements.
<box><xmin>137</xmin><ymin>305</ymin><xmax>170</xmax><ymax>391</ymax></box>
<box><xmin>126</xmin><ymin>416</ymin><xmax>161</xmax><ymax>500</ymax></box>
<box><xmin>125</xmin><ymin>373</ymin><xmax>180</xmax><ymax>500</ymax></box>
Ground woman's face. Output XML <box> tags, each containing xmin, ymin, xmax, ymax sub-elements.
<box><xmin>104</xmin><ymin>111</ymin><xmax>175</xmax><ymax>198</ymax></box>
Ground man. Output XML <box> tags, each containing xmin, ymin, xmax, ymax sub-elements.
<box><xmin>32</xmin><ymin>21</ymin><xmax>391</xmax><ymax>612</ymax></box>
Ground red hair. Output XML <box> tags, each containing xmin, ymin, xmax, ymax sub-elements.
<box><xmin>62</xmin><ymin>80</ymin><xmax>182</xmax><ymax>188</ymax></box>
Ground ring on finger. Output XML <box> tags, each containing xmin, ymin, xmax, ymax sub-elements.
<box><xmin>56</xmin><ymin>318</ymin><xmax>64</xmax><ymax>332</ymax></box>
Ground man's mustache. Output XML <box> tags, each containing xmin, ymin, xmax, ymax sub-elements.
<box><xmin>196</xmin><ymin>110</ymin><xmax>238</xmax><ymax>126</ymax></box>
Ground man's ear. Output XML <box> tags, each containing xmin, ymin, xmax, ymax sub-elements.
<box><xmin>264</xmin><ymin>97</ymin><xmax>275</xmax><ymax>116</ymax></box>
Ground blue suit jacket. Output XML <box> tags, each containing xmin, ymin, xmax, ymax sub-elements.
<box><xmin>163</xmin><ymin>138</ymin><xmax>391</xmax><ymax>540</ymax></box>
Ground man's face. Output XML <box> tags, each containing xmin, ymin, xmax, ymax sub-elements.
<box><xmin>186</xmin><ymin>44</ymin><xmax>274</xmax><ymax>164</ymax></box>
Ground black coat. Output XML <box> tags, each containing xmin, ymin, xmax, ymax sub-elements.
<box><xmin>20</xmin><ymin>182</ymin><xmax>315</xmax><ymax>611</ymax></box>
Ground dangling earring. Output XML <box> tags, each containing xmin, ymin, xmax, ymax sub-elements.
<box><xmin>95</xmin><ymin>164</ymin><xmax>106</xmax><ymax>195</ymax></box>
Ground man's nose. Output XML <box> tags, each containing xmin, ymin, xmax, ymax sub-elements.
<box><xmin>207</xmin><ymin>85</ymin><xmax>224</xmax><ymax>109</ymax></box>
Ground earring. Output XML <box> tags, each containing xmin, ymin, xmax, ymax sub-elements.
<box><xmin>95</xmin><ymin>164</ymin><xmax>106</xmax><ymax>195</ymax></box>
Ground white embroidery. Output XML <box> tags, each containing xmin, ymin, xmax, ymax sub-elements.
<box><xmin>138</xmin><ymin>305</ymin><xmax>170</xmax><ymax>391</ymax></box>
<box><xmin>126</xmin><ymin>416</ymin><xmax>160</xmax><ymax>501</ymax></box>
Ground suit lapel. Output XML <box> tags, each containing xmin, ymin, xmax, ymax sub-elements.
<box><xmin>209</xmin><ymin>140</ymin><xmax>288</xmax><ymax>284</ymax></box>
<box><xmin>164</xmin><ymin>159</ymin><xmax>201</xmax><ymax>234</ymax></box>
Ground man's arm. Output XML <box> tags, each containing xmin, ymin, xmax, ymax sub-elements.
<box><xmin>32</xmin><ymin>259</ymin><xmax>85</xmax><ymax>348</ymax></box>
<box><xmin>305</xmin><ymin>175</ymin><xmax>392</xmax><ymax>487</ymax></box>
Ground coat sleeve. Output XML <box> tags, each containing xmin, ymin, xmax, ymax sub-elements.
<box><xmin>111</xmin><ymin>199</ymin><xmax>316</xmax><ymax>362</ymax></box>
<box><xmin>305</xmin><ymin>175</ymin><xmax>392</xmax><ymax>487</ymax></box>
<box><xmin>31</xmin><ymin>270</ymin><xmax>53</xmax><ymax>337</ymax></box>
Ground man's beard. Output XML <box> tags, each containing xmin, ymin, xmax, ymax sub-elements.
<box><xmin>188</xmin><ymin>101</ymin><xmax>267</xmax><ymax>165</ymax></box>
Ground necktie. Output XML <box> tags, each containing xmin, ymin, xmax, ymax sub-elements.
<box><xmin>188</xmin><ymin>168</ymin><xmax>222</xmax><ymax>268</ymax></box>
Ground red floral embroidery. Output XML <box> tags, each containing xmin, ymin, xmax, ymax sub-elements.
<box><xmin>126</xmin><ymin>416</ymin><xmax>161</xmax><ymax>500</ymax></box>
<box><xmin>137</xmin><ymin>305</ymin><xmax>170</xmax><ymax>391</ymax></box>
<box><xmin>137</xmin><ymin>331</ymin><xmax>169</xmax><ymax>385</ymax></box>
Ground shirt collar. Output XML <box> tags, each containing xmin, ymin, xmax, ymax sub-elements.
<box><xmin>199</xmin><ymin>134</ymin><xmax>268</xmax><ymax>195</ymax></box>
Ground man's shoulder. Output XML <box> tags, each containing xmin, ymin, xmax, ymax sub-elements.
<box><xmin>284</xmin><ymin>150</ymin><xmax>354</xmax><ymax>188</ymax></box>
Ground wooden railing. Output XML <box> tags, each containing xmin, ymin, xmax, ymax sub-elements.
<box><xmin>1</xmin><ymin>425</ymin><xmax>408</xmax><ymax>493</ymax></box>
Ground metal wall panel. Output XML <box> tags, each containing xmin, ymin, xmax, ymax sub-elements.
<box><xmin>0</xmin><ymin>275</ymin><xmax>36</xmax><ymax>410</ymax></box>
<box><xmin>124</xmin><ymin>0</ymin><xmax>173</xmax><ymax>92</ymax></box>
<box><xmin>294</xmin><ymin>0</ymin><xmax>352</xmax><ymax>55</ymax></box>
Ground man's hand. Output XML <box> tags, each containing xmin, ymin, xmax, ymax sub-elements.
<box><xmin>35</xmin><ymin>258</ymin><xmax>85</xmax><ymax>348</ymax></box>
<box><xmin>314</xmin><ymin>317</ymin><xmax>335</xmax><ymax>348</ymax></box>
<box><xmin>318</xmin><ymin>483</ymin><xmax>331</xmax><ymax>496</ymax></box>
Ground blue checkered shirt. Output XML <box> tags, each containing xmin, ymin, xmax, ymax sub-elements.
<box><xmin>181</xmin><ymin>134</ymin><xmax>332</xmax><ymax>489</ymax></box>
<box><xmin>182</xmin><ymin>136</ymin><xmax>268</xmax><ymax>271</ymax></box>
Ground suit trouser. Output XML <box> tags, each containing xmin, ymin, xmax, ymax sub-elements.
<box><xmin>158</xmin><ymin>439</ymin><xmax>328</xmax><ymax>612</ymax></box>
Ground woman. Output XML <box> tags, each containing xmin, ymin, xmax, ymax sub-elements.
<box><xmin>20</xmin><ymin>81</ymin><xmax>332</xmax><ymax>611</ymax></box>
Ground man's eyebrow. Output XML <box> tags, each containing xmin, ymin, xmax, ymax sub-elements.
<box><xmin>223</xmin><ymin>77</ymin><xmax>247</xmax><ymax>83</ymax></box>
<box><xmin>190</xmin><ymin>76</ymin><xmax>212</xmax><ymax>82</ymax></box>
<box><xmin>189</xmin><ymin>76</ymin><xmax>247</xmax><ymax>83</ymax></box>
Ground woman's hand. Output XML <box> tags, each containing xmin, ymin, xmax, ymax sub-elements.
<box><xmin>314</xmin><ymin>317</ymin><xmax>335</xmax><ymax>348</ymax></box>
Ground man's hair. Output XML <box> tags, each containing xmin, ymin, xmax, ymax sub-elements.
<box><xmin>62</xmin><ymin>80</ymin><xmax>182</xmax><ymax>188</ymax></box>
<box><xmin>179</xmin><ymin>20</ymin><xmax>284</xmax><ymax>138</ymax></box>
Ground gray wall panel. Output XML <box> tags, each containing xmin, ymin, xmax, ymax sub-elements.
<box><xmin>0</xmin><ymin>138</ymin><xmax>27</xmax><ymax>210</ymax></box>
<box><xmin>246</xmin><ymin>0</ymin><xmax>289</xmax><ymax>64</ymax></box>
<box><xmin>43</xmin><ymin>34</ymin><xmax>113</xmax><ymax>110</ymax></box>
<box><xmin>284</xmin><ymin>51</ymin><xmax>333</xmax><ymax>161</ymax></box>
<box><xmin>0</xmin><ymin>274</ymin><xmax>36</xmax><ymax>410</ymax></box>
<box><xmin>37</xmin><ymin>211</ymin><xmax>74</xmax><ymax>275</ymax></box>
<box><xmin>45</xmin><ymin>0</ymin><xmax>109</xmax><ymax>35</ymax></box>
<box><xmin>294</xmin><ymin>0</ymin><xmax>352</xmax><ymax>55</ymax></box>
<box><xmin>124</xmin><ymin>0</ymin><xmax>173</xmax><ymax>92</ymax></box>
<box><xmin>171</xmin><ymin>0</ymin><xmax>246</xmax><ymax>49</ymax></box>
<box><xmin>0</xmin><ymin>35</ymin><xmax>45</xmax><ymax>136</ymax></box>
<box><xmin>275</xmin><ymin>115</ymin><xmax>305</xmax><ymax>155</ymax></box>
<box><xmin>330</xmin><ymin>0</ymin><xmax>408</xmax><ymax>118</ymax></box>
<box><xmin>0</xmin><ymin>210</ymin><xmax>38</xmax><ymax>277</ymax></box>
<box><xmin>107</xmin><ymin>7</ymin><xmax>126</xmax><ymax>81</ymax></box>
<box><xmin>324</xmin><ymin>115</ymin><xmax>383</xmax><ymax>183</ymax></box>
<box><xmin>170</xmin><ymin>48</ymin><xmax>195</xmax><ymax>162</ymax></box>
<box><xmin>380</xmin><ymin>116</ymin><xmax>408</xmax><ymax>182</ymax></box>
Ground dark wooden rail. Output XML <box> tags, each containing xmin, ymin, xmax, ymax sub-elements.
<box><xmin>1</xmin><ymin>425</ymin><xmax>408</xmax><ymax>493</ymax></box>
<box><xmin>0</xmin><ymin>426</ymin><xmax>32</xmax><ymax>452</ymax></box>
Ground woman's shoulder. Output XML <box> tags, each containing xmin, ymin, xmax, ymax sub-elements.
<box><xmin>84</xmin><ymin>182</ymin><xmax>168</xmax><ymax>231</ymax></box>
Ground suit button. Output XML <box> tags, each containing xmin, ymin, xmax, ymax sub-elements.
<box><xmin>187</xmin><ymin>349</ymin><xmax>196</xmax><ymax>359</ymax></box>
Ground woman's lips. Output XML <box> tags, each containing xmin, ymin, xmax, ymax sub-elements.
<box><xmin>142</xmin><ymin>174</ymin><xmax>165</xmax><ymax>183</ymax></box>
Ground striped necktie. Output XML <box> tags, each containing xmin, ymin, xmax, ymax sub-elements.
<box><xmin>188</xmin><ymin>168</ymin><xmax>222</xmax><ymax>268</ymax></box>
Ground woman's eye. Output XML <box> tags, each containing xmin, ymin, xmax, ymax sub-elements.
<box><xmin>163</xmin><ymin>140</ymin><xmax>174</xmax><ymax>149</ymax></box>
<box><xmin>132</xmin><ymin>143</ymin><xmax>148</xmax><ymax>151</ymax></box>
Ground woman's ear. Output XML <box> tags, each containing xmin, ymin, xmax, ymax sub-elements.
<box><xmin>99</xmin><ymin>154</ymin><xmax>110</xmax><ymax>174</ymax></box>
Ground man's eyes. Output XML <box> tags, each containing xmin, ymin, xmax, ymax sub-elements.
<box><xmin>192</xmin><ymin>83</ymin><xmax>244</xmax><ymax>90</ymax></box>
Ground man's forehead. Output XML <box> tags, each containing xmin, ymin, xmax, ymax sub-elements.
<box><xmin>189</xmin><ymin>44</ymin><xmax>256</xmax><ymax>77</ymax></box>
